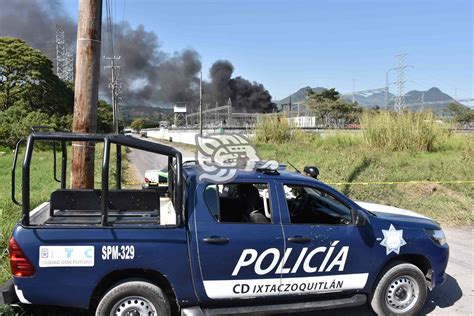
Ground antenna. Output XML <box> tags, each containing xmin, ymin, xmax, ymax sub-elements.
<box><xmin>287</xmin><ymin>161</ymin><xmax>301</xmax><ymax>173</ymax></box>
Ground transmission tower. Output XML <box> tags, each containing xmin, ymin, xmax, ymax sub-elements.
<box><xmin>393</xmin><ymin>54</ymin><xmax>413</xmax><ymax>112</ymax></box>
<box><xmin>55</xmin><ymin>25</ymin><xmax>74</xmax><ymax>81</ymax></box>
<box><xmin>65</xmin><ymin>42</ymin><xmax>74</xmax><ymax>81</ymax></box>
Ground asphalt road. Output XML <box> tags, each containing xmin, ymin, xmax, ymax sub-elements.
<box><xmin>128</xmin><ymin>136</ymin><xmax>473</xmax><ymax>315</ymax></box>
<box><xmin>127</xmin><ymin>136</ymin><xmax>194</xmax><ymax>180</ymax></box>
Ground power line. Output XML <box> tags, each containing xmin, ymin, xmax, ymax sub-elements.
<box><xmin>104</xmin><ymin>0</ymin><xmax>121</xmax><ymax>133</ymax></box>
<box><xmin>119</xmin><ymin>0</ymin><xmax>126</xmax><ymax>57</ymax></box>
<box><xmin>105</xmin><ymin>0</ymin><xmax>115</xmax><ymax>58</ymax></box>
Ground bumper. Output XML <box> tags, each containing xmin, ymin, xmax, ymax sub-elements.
<box><xmin>142</xmin><ymin>183</ymin><xmax>167</xmax><ymax>189</ymax></box>
<box><xmin>438</xmin><ymin>272</ymin><xmax>447</xmax><ymax>285</ymax></box>
<box><xmin>0</xmin><ymin>279</ymin><xmax>18</xmax><ymax>305</ymax></box>
<box><xmin>429</xmin><ymin>244</ymin><xmax>449</xmax><ymax>288</ymax></box>
<box><xmin>427</xmin><ymin>269</ymin><xmax>447</xmax><ymax>290</ymax></box>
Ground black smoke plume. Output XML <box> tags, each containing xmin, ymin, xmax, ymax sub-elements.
<box><xmin>0</xmin><ymin>0</ymin><xmax>76</xmax><ymax>59</ymax></box>
<box><xmin>209</xmin><ymin>60</ymin><xmax>276</xmax><ymax>113</ymax></box>
<box><xmin>101</xmin><ymin>22</ymin><xmax>202</xmax><ymax>107</ymax></box>
<box><xmin>209</xmin><ymin>60</ymin><xmax>233</xmax><ymax>106</ymax></box>
<box><xmin>0</xmin><ymin>0</ymin><xmax>275</xmax><ymax>112</ymax></box>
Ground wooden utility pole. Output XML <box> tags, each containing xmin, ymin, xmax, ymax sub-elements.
<box><xmin>71</xmin><ymin>0</ymin><xmax>102</xmax><ymax>188</ymax></box>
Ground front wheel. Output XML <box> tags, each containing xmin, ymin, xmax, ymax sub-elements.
<box><xmin>370</xmin><ymin>262</ymin><xmax>427</xmax><ymax>316</ymax></box>
<box><xmin>95</xmin><ymin>280</ymin><xmax>171</xmax><ymax>316</ymax></box>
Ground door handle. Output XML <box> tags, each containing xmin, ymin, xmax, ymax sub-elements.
<box><xmin>287</xmin><ymin>235</ymin><xmax>312</xmax><ymax>243</ymax></box>
<box><xmin>203</xmin><ymin>236</ymin><xmax>230</xmax><ymax>245</ymax></box>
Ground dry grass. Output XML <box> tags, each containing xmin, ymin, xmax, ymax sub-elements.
<box><xmin>360</xmin><ymin>111</ymin><xmax>452</xmax><ymax>152</ymax></box>
<box><xmin>254</xmin><ymin>115</ymin><xmax>307</xmax><ymax>144</ymax></box>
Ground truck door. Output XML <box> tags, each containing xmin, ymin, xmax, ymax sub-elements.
<box><xmin>188</xmin><ymin>180</ymin><xmax>285</xmax><ymax>304</ymax></box>
<box><xmin>275</xmin><ymin>181</ymin><xmax>374</xmax><ymax>299</ymax></box>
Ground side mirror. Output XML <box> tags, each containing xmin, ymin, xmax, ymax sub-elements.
<box><xmin>355</xmin><ymin>209</ymin><xmax>368</xmax><ymax>226</ymax></box>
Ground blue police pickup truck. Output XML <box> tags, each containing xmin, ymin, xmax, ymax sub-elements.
<box><xmin>1</xmin><ymin>133</ymin><xmax>449</xmax><ymax>316</ymax></box>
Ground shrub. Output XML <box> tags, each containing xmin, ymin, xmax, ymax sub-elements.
<box><xmin>360</xmin><ymin>111</ymin><xmax>450</xmax><ymax>152</ymax></box>
<box><xmin>255</xmin><ymin>115</ymin><xmax>294</xmax><ymax>144</ymax></box>
<box><xmin>0</xmin><ymin>104</ymin><xmax>72</xmax><ymax>148</ymax></box>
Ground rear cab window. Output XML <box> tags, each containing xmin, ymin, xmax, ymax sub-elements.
<box><xmin>204</xmin><ymin>183</ymin><xmax>272</xmax><ymax>224</ymax></box>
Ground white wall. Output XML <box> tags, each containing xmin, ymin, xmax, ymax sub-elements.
<box><xmin>146</xmin><ymin>127</ymin><xmax>254</xmax><ymax>145</ymax></box>
<box><xmin>287</xmin><ymin>116</ymin><xmax>316</xmax><ymax>128</ymax></box>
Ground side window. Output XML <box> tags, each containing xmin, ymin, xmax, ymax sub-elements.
<box><xmin>204</xmin><ymin>183</ymin><xmax>272</xmax><ymax>224</ymax></box>
<box><xmin>284</xmin><ymin>184</ymin><xmax>352</xmax><ymax>225</ymax></box>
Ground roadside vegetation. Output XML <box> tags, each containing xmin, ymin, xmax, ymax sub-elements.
<box><xmin>151</xmin><ymin>113</ymin><xmax>473</xmax><ymax>227</ymax></box>
<box><xmin>360</xmin><ymin>111</ymin><xmax>451</xmax><ymax>152</ymax></box>
<box><xmin>129</xmin><ymin>114</ymin><xmax>175</xmax><ymax>131</ymax></box>
<box><xmin>0</xmin><ymin>37</ymin><xmax>115</xmax><ymax>148</ymax></box>
<box><xmin>306</xmin><ymin>88</ymin><xmax>362</xmax><ymax>128</ymax></box>
<box><xmin>254</xmin><ymin>111</ymin><xmax>474</xmax><ymax>226</ymax></box>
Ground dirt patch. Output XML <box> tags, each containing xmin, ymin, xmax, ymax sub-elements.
<box><xmin>398</xmin><ymin>183</ymin><xmax>440</xmax><ymax>198</ymax></box>
<box><xmin>397</xmin><ymin>183</ymin><xmax>468</xmax><ymax>201</ymax></box>
<box><xmin>437</xmin><ymin>185</ymin><xmax>470</xmax><ymax>200</ymax></box>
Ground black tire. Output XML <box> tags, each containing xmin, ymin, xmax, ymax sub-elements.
<box><xmin>370</xmin><ymin>262</ymin><xmax>427</xmax><ymax>316</ymax></box>
<box><xmin>95</xmin><ymin>281</ymin><xmax>170</xmax><ymax>316</ymax></box>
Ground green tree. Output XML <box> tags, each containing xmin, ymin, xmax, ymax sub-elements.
<box><xmin>0</xmin><ymin>37</ymin><xmax>73</xmax><ymax>115</ymax></box>
<box><xmin>130</xmin><ymin>118</ymin><xmax>146</xmax><ymax>131</ymax></box>
<box><xmin>446</xmin><ymin>102</ymin><xmax>474</xmax><ymax>125</ymax></box>
<box><xmin>307</xmin><ymin>87</ymin><xmax>340</xmax><ymax>101</ymax></box>
<box><xmin>0</xmin><ymin>104</ymin><xmax>72</xmax><ymax>147</ymax></box>
<box><xmin>97</xmin><ymin>100</ymin><xmax>114</xmax><ymax>133</ymax></box>
<box><xmin>306</xmin><ymin>88</ymin><xmax>362</xmax><ymax>127</ymax></box>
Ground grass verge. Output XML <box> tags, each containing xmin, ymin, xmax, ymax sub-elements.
<box><xmin>255</xmin><ymin>131</ymin><xmax>474</xmax><ymax>226</ymax></box>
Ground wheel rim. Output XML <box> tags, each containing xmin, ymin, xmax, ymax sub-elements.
<box><xmin>385</xmin><ymin>275</ymin><xmax>420</xmax><ymax>313</ymax></box>
<box><xmin>111</xmin><ymin>296</ymin><xmax>157</xmax><ymax>316</ymax></box>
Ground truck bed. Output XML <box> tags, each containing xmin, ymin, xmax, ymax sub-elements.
<box><xmin>29</xmin><ymin>192</ymin><xmax>172</xmax><ymax>227</ymax></box>
<box><xmin>44</xmin><ymin>209</ymin><xmax>160</xmax><ymax>225</ymax></box>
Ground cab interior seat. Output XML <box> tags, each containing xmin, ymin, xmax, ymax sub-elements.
<box><xmin>237</xmin><ymin>184</ymin><xmax>269</xmax><ymax>224</ymax></box>
<box><xmin>218</xmin><ymin>197</ymin><xmax>242</xmax><ymax>222</ymax></box>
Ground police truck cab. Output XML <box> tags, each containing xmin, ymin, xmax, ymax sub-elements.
<box><xmin>2</xmin><ymin>133</ymin><xmax>449</xmax><ymax>316</ymax></box>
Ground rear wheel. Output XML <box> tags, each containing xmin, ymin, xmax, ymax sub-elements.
<box><xmin>370</xmin><ymin>262</ymin><xmax>427</xmax><ymax>316</ymax></box>
<box><xmin>95</xmin><ymin>281</ymin><xmax>170</xmax><ymax>316</ymax></box>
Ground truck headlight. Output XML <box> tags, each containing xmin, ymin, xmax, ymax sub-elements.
<box><xmin>425</xmin><ymin>229</ymin><xmax>447</xmax><ymax>246</ymax></box>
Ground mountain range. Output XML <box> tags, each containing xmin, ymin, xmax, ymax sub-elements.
<box><xmin>276</xmin><ymin>86</ymin><xmax>457</xmax><ymax>112</ymax></box>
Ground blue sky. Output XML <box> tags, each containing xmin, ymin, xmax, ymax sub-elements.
<box><xmin>65</xmin><ymin>0</ymin><xmax>473</xmax><ymax>101</ymax></box>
